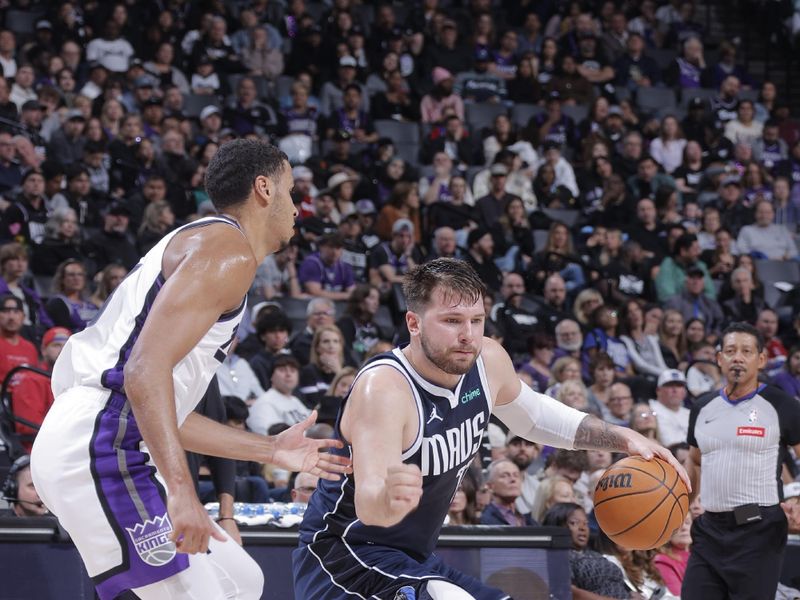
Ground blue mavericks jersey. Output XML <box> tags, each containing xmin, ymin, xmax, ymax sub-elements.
<box><xmin>298</xmin><ymin>347</ymin><xmax>492</xmax><ymax>560</ymax></box>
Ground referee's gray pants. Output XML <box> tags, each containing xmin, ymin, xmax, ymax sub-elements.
<box><xmin>682</xmin><ymin>505</ymin><xmax>787</xmax><ymax>600</ymax></box>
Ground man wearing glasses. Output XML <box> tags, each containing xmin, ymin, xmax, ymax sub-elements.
<box><xmin>0</xmin><ymin>293</ymin><xmax>38</xmax><ymax>385</ymax></box>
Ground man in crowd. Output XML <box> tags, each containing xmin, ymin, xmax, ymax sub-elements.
<box><xmin>248</xmin><ymin>311</ymin><xmax>293</xmax><ymax>390</ymax></box>
<box><xmin>2</xmin><ymin>455</ymin><xmax>48</xmax><ymax>517</ymax></box>
<box><xmin>12</xmin><ymin>326</ymin><xmax>70</xmax><ymax>452</ymax></box>
<box><xmin>665</xmin><ymin>267</ymin><xmax>725</xmax><ymax>339</ymax></box>
<box><xmin>649</xmin><ymin>369</ymin><xmax>690</xmax><ymax>447</ymax></box>
<box><xmin>0</xmin><ymin>294</ymin><xmax>38</xmax><ymax>385</ymax></box>
<box><xmin>297</xmin><ymin>233</ymin><xmax>356</xmax><ymax>301</ymax></box>
<box><xmin>291</xmin><ymin>472</ymin><xmax>320</xmax><ymax>505</ymax></box>
<box><xmin>489</xmin><ymin>272</ymin><xmax>539</xmax><ymax>356</ymax></box>
<box><xmin>289</xmin><ymin>297</ymin><xmax>335</xmax><ymax>365</ymax></box>
<box><xmin>505</xmin><ymin>433</ymin><xmax>541</xmax><ymax>516</ymax></box>
<box><xmin>246</xmin><ymin>355</ymin><xmax>309</xmax><ymax>436</ymax></box>
<box><xmin>479</xmin><ymin>458</ymin><xmax>538</xmax><ymax>526</ymax></box>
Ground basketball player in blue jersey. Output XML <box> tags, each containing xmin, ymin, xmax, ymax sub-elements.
<box><xmin>294</xmin><ymin>258</ymin><xmax>690</xmax><ymax>600</ymax></box>
<box><xmin>30</xmin><ymin>140</ymin><xmax>351</xmax><ymax>600</ymax></box>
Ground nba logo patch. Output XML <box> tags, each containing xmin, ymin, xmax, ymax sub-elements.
<box><xmin>126</xmin><ymin>513</ymin><xmax>177</xmax><ymax>567</ymax></box>
<box><xmin>748</xmin><ymin>408</ymin><xmax>758</xmax><ymax>423</ymax></box>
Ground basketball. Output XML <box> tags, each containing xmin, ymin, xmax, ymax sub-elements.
<box><xmin>593</xmin><ymin>456</ymin><xmax>689</xmax><ymax>550</ymax></box>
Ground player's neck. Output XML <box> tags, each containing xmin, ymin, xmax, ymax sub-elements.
<box><xmin>403</xmin><ymin>345</ymin><xmax>461</xmax><ymax>390</ymax></box>
<box><xmin>222</xmin><ymin>207</ymin><xmax>272</xmax><ymax>262</ymax></box>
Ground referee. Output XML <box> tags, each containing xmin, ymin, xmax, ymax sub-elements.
<box><xmin>683</xmin><ymin>323</ymin><xmax>800</xmax><ymax>600</ymax></box>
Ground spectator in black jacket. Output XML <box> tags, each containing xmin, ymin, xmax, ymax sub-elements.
<box><xmin>479</xmin><ymin>458</ymin><xmax>538</xmax><ymax>526</ymax></box>
<box><xmin>83</xmin><ymin>202</ymin><xmax>139</xmax><ymax>273</ymax></box>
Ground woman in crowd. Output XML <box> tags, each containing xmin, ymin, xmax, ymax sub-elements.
<box><xmin>557</xmin><ymin>379</ymin><xmax>597</xmax><ymax>415</ymax></box>
<box><xmin>586</xmin><ymin>352</ymin><xmax>616</xmax><ymax>417</ymax></box>
<box><xmin>100</xmin><ymin>98</ymin><xmax>126</xmax><ymax>141</ymax></box>
<box><xmin>447</xmin><ymin>476</ymin><xmax>480</xmax><ymax>525</ymax></box>
<box><xmin>658</xmin><ymin>309</ymin><xmax>687</xmax><ymax>370</ymax></box>
<box><xmin>315</xmin><ymin>366</ymin><xmax>357</xmax><ymax>427</ymax></box>
<box><xmin>536</xmin><ymin>37</ymin><xmax>559</xmax><ymax>86</ymax></box>
<box><xmin>88</xmin><ymin>263</ymin><xmax>127</xmax><ymax>310</ymax></box>
<box><xmin>653</xmin><ymin>513</ymin><xmax>692</xmax><ymax>596</ymax></box>
<box><xmin>620</xmin><ymin>299</ymin><xmax>668</xmax><ymax>379</ymax></box>
<box><xmin>370</xmin><ymin>68</ymin><xmax>419</xmax><ymax>122</ymax></box>
<box><xmin>545</xmin><ymin>355</ymin><xmax>583</xmax><ymax>397</ymax></box>
<box><xmin>574</xmin><ymin>288</ymin><xmax>604</xmax><ymax>332</ymax></box>
<box><xmin>696</xmin><ymin>206</ymin><xmax>722</xmax><ymax>253</ymax></box>
<box><xmin>533</xmin><ymin>162</ymin><xmax>577</xmax><ymax>209</ymax></box>
<box><xmin>583</xmin><ymin>305</ymin><xmax>635</xmax><ymax>377</ymax></box>
<box><xmin>741</xmin><ymin>161</ymin><xmax>773</xmax><ymax>205</ymax></box>
<box><xmin>531</xmin><ymin>475</ymin><xmax>577</xmax><ymax>523</ymax></box>
<box><xmin>31</xmin><ymin>207</ymin><xmax>84</xmax><ymax>276</ymax></box>
<box><xmin>630</xmin><ymin>402</ymin><xmax>659</xmax><ymax>441</ymax></box>
<box><xmin>649</xmin><ymin>115</ymin><xmax>686</xmax><ymax>175</ymax></box>
<box><xmin>0</xmin><ymin>242</ymin><xmax>53</xmax><ymax>339</ymax></box>
<box><xmin>673</xmin><ymin>141</ymin><xmax>705</xmax><ymax>202</ymax></box>
<box><xmin>45</xmin><ymin>259</ymin><xmax>99</xmax><ymax>332</ymax></box>
<box><xmin>518</xmin><ymin>331</ymin><xmax>555</xmax><ymax>393</ymax></box>
<box><xmin>144</xmin><ymin>42</ymin><xmax>191</xmax><ymax>94</ymax></box>
<box><xmin>684</xmin><ymin>318</ymin><xmax>708</xmax><ymax>347</ymax></box>
<box><xmin>527</xmin><ymin>221</ymin><xmax>585</xmax><ymax>294</ymax></box>
<box><xmin>598</xmin><ymin>531</ymin><xmax>676</xmax><ymax>600</ymax></box>
<box><xmin>774</xmin><ymin>346</ymin><xmax>800</xmax><ymax>399</ymax></box>
<box><xmin>298</xmin><ymin>325</ymin><xmax>347</xmax><ymax>409</ymax></box>
<box><xmin>137</xmin><ymin>200</ymin><xmax>176</xmax><ymax>255</ymax></box>
<box><xmin>493</xmin><ymin>197</ymin><xmax>535</xmax><ymax>271</ymax></box>
<box><xmin>374</xmin><ymin>181</ymin><xmax>422</xmax><ymax>243</ymax></box>
<box><xmin>507</xmin><ymin>52</ymin><xmax>541</xmax><ymax>104</ymax></box>
<box><xmin>336</xmin><ymin>284</ymin><xmax>387</xmax><ymax>364</ymax></box>
<box><xmin>543</xmin><ymin>503</ymin><xmax>632</xmax><ymax>600</ymax></box>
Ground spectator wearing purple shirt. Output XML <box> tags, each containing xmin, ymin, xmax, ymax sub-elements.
<box><xmin>773</xmin><ymin>347</ymin><xmax>800</xmax><ymax>400</ymax></box>
<box><xmin>298</xmin><ymin>232</ymin><xmax>356</xmax><ymax>301</ymax></box>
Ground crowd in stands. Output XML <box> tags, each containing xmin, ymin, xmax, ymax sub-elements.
<box><xmin>1</xmin><ymin>0</ymin><xmax>800</xmax><ymax>597</ymax></box>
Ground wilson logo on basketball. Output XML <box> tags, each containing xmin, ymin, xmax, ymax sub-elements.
<box><xmin>736</xmin><ymin>426</ymin><xmax>765</xmax><ymax>437</ymax></box>
<box><xmin>596</xmin><ymin>473</ymin><xmax>633</xmax><ymax>491</ymax></box>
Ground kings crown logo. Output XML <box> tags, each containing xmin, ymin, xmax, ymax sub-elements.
<box><xmin>126</xmin><ymin>513</ymin><xmax>177</xmax><ymax>567</ymax></box>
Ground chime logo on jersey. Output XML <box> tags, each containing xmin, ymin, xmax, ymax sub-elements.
<box><xmin>421</xmin><ymin>412</ymin><xmax>486</xmax><ymax>476</ymax></box>
<box><xmin>126</xmin><ymin>513</ymin><xmax>177</xmax><ymax>567</ymax></box>
<box><xmin>460</xmin><ymin>387</ymin><xmax>481</xmax><ymax>405</ymax></box>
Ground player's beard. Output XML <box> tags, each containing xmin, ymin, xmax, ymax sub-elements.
<box><xmin>420</xmin><ymin>333</ymin><xmax>478</xmax><ymax>375</ymax></box>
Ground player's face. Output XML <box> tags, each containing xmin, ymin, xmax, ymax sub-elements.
<box><xmin>267</xmin><ymin>161</ymin><xmax>298</xmax><ymax>246</ymax></box>
<box><xmin>416</xmin><ymin>288</ymin><xmax>485</xmax><ymax>376</ymax></box>
<box><xmin>717</xmin><ymin>332</ymin><xmax>765</xmax><ymax>389</ymax></box>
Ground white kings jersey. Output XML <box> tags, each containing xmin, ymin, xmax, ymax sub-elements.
<box><xmin>51</xmin><ymin>215</ymin><xmax>246</xmax><ymax>425</ymax></box>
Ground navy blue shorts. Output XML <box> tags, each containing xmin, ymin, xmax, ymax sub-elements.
<box><xmin>293</xmin><ymin>537</ymin><xmax>510</xmax><ymax>599</ymax></box>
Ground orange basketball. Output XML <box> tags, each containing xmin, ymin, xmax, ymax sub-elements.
<box><xmin>593</xmin><ymin>456</ymin><xmax>689</xmax><ymax>550</ymax></box>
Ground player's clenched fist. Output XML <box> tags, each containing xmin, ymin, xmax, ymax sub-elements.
<box><xmin>384</xmin><ymin>464</ymin><xmax>423</xmax><ymax>522</ymax></box>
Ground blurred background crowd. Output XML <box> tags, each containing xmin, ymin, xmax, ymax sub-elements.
<box><xmin>1</xmin><ymin>0</ymin><xmax>800</xmax><ymax>597</ymax></box>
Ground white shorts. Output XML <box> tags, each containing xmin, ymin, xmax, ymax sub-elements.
<box><xmin>31</xmin><ymin>386</ymin><xmax>262</xmax><ymax>600</ymax></box>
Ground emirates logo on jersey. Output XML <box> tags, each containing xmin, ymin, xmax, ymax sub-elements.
<box><xmin>737</xmin><ymin>426</ymin><xmax>765</xmax><ymax>437</ymax></box>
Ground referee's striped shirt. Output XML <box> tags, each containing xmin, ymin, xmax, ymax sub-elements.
<box><xmin>687</xmin><ymin>384</ymin><xmax>800</xmax><ymax>513</ymax></box>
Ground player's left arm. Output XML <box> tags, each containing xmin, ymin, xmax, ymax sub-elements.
<box><xmin>179</xmin><ymin>411</ymin><xmax>350</xmax><ymax>481</ymax></box>
<box><xmin>484</xmin><ymin>337</ymin><xmax>691</xmax><ymax>490</ymax></box>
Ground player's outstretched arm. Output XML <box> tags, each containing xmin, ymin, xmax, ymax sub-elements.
<box><xmin>483</xmin><ymin>337</ymin><xmax>692</xmax><ymax>491</ymax></box>
<box><xmin>179</xmin><ymin>410</ymin><xmax>351</xmax><ymax>481</ymax></box>
<box><xmin>339</xmin><ymin>366</ymin><xmax>422</xmax><ymax>528</ymax></box>
<box><xmin>124</xmin><ymin>230</ymin><xmax>254</xmax><ymax>554</ymax></box>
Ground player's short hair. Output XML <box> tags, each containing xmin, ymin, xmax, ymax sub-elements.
<box><xmin>720</xmin><ymin>322</ymin><xmax>764</xmax><ymax>352</ymax></box>
<box><xmin>204</xmin><ymin>139</ymin><xmax>288</xmax><ymax>210</ymax></box>
<box><xmin>403</xmin><ymin>258</ymin><xmax>486</xmax><ymax>314</ymax></box>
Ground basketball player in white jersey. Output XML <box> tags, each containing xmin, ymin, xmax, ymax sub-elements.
<box><xmin>31</xmin><ymin>140</ymin><xmax>351</xmax><ymax>599</ymax></box>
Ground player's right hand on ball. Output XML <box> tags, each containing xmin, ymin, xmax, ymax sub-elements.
<box><xmin>168</xmin><ymin>486</ymin><xmax>226</xmax><ymax>554</ymax></box>
<box><xmin>385</xmin><ymin>464</ymin><xmax>423</xmax><ymax>519</ymax></box>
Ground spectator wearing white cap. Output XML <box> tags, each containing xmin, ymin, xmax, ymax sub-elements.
<box><xmin>320</xmin><ymin>55</ymin><xmax>368</xmax><ymax>117</ymax></box>
<box><xmin>195</xmin><ymin>105</ymin><xmax>223</xmax><ymax>146</ymax></box>
<box><xmin>649</xmin><ymin>369</ymin><xmax>690</xmax><ymax>447</ymax></box>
